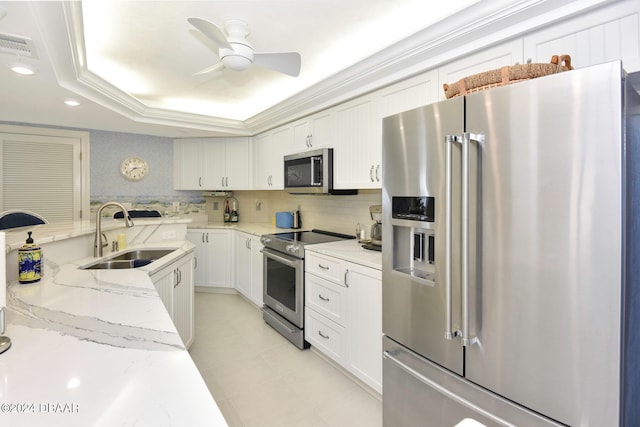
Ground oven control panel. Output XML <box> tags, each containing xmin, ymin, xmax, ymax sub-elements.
<box><xmin>286</xmin><ymin>244</ymin><xmax>301</xmax><ymax>256</ymax></box>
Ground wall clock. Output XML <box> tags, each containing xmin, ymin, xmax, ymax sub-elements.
<box><xmin>120</xmin><ymin>156</ymin><xmax>149</xmax><ymax>181</ymax></box>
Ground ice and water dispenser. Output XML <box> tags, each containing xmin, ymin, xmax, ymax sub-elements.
<box><xmin>391</xmin><ymin>196</ymin><xmax>436</xmax><ymax>283</ymax></box>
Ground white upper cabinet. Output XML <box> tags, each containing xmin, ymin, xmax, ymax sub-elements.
<box><xmin>204</xmin><ymin>140</ymin><xmax>226</xmax><ymax>189</ymax></box>
<box><xmin>174</xmin><ymin>138</ymin><xmax>204</xmax><ymax>190</ymax></box>
<box><xmin>174</xmin><ymin>137</ymin><xmax>249</xmax><ymax>190</ymax></box>
<box><xmin>223</xmin><ymin>137</ymin><xmax>250</xmax><ymax>190</ymax></box>
<box><xmin>333</xmin><ymin>94</ymin><xmax>380</xmax><ymax>189</ymax></box>
<box><xmin>376</xmin><ymin>70</ymin><xmax>440</xmax><ymax>119</ymax></box>
<box><xmin>523</xmin><ymin>0</ymin><xmax>640</xmax><ymax>72</ymax></box>
<box><xmin>252</xmin><ymin>131</ymin><xmax>274</xmax><ymax>190</ymax></box>
<box><xmin>290</xmin><ymin>110</ymin><xmax>334</xmax><ymax>153</ymax></box>
<box><xmin>252</xmin><ymin>124</ymin><xmax>290</xmax><ymax>190</ymax></box>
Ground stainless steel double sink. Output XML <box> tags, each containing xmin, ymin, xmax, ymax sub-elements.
<box><xmin>81</xmin><ymin>248</ymin><xmax>177</xmax><ymax>270</ymax></box>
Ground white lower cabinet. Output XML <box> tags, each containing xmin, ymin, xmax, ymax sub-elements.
<box><xmin>233</xmin><ymin>231</ymin><xmax>264</xmax><ymax>306</ymax></box>
<box><xmin>345</xmin><ymin>262</ymin><xmax>382</xmax><ymax>392</ymax></box>
<box><xmin>304</xmin><ymin>250</ymin><xmax>382</xmax><ymax>393</ymax></box>
<box><xmin>150</xmin><ymin>252</ymin><xmax>195</xmax><ymax>348</ymax></box>
<box><xmin>187</xmin><ymin>229</ymin><xmax>231</xmax><ymax>288</ymax></box>
<box><xmin>305</xmin><ymin>308</ymin><xmax>347</xmax><ymax>366</ymax></box>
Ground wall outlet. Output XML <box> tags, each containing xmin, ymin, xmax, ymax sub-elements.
<box><xmin>256</xmin><ymin>200</ymin><xmax>262</xmax><ymax>211</ymax></box>
<box><xmin>213</xmin><ymin>201</ymin><xmax>219</xmax><ymax>211</ymax></box>
<box><xmin>172</xmin><ymin>201</ymin><xmax>180</xmax><ymax>212</ymax></box>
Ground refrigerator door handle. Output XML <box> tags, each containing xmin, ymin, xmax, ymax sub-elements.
<box><xmin>383</xmin><ymin>348</ymin><xmax>516</xmax><ymax>427</ymax></box>
<box><xmin>461</xmin><ymin>132</ymin><xmax>483</xmax><ymax>347</ymax></box>
<box><xmin>444</xmin><ymin>135</ymin><xmax>459</xmax><ymax>340</ymax></box>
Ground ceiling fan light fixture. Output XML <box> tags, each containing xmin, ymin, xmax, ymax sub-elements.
<box><xmin>189</xmin><ymin>17</ymin><xmax>300</xmax><ymax>77</ymax></box>
<box><xmin>222</xmin><ymin>55</ymin><xmax>252</xmax><ymax>71</ymax></box>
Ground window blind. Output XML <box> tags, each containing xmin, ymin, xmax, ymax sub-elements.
<box><xmin>1</xmin><ymin>134</ymin><xmax>80</xmax><ymax>223</ymax></box>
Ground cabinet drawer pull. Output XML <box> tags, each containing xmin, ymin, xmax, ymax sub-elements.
<box><xmin>318</xmin><ymin>264</ymin><xmax>330</xmax><ymax>270</ymax></box>
<box><xmin>318</xmin><ymin>294</ymin><xmax>330</xmax><ymax>302</ymax></box>
<box><xmin>318</xmin><ymin>330</ymin><xmax>330</xmax><ymax>339</ymax></box>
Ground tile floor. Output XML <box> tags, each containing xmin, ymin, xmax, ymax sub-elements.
<box><xmin>188</xmin><ymin>292</ymin><xmax>382</xmax><ymax>427</ymax></box>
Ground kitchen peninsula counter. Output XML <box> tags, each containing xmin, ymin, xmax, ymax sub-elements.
<box><xmin>187</xmin><ymin>221</ymin><xmax>291</xmax><ymax>237</ymax></box>
<box><xmin>1</xmin><ymin>220</ymin><xmax>227</xmax><ymax>426</ymax></box>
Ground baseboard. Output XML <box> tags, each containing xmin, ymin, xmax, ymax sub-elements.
<box><xmin>194</xmin><ymin>286</ymin><xmax>238</xmax><ymax>295</ymax></box>
<box><xmin>309</xmin><ymin>346</ymin><xmax>382</xmax><ymax>401</ymax></box>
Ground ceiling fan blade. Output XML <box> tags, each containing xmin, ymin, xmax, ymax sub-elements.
<box><xmin>193</xmin><ymin>62</ymin><xmax>225</xmax><ymax>76</ymax></box>
<box><xmin>254</xmin><ymin>52</ymin><xmax>301</xmax><ymax>77</ymax></box>
<box><xmin>188</xmin><ymin>17</ymin><xmax>231</xmax><ymax>50</ymax></box>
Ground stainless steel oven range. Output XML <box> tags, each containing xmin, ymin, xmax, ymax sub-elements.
<box><xmin>260</xmin><ymin>229</ymin><xmax>355</xmax><ymax>349</ymax></box>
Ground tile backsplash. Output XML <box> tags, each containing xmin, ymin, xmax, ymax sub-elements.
<box><xmin>205</xmin><ymin>189</ymin><xmax>382</xmax><ymax>237</ymax></box>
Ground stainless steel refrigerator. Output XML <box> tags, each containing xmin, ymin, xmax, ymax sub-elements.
<box><xmin>381</xmin><ymin>60</ymin><xmax>640</xmax><ymax>427</ymax></box>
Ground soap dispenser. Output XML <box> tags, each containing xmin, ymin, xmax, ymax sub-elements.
<box><xmin>18</xmin><ymin>231</ymin><xmax>42</xmax><ymax>284</ymax></box>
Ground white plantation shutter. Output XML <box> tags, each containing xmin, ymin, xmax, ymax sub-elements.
<box><xmin>1</xmin><ymin>133</ymin><xmax>82</xmax><ymax>223</ymax></box>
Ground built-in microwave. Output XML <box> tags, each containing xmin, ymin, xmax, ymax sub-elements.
<box><xmin>283</xmin><ymin>148</ymin><xmax>357</xmax><ymax>195</ymax></box>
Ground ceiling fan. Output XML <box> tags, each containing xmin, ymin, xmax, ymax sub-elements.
<box><xmin>188</xmin><ymin>18</ymin><xmax>301</xmax><ymax>77</ymax></box>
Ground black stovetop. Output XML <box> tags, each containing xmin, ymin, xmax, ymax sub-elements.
<box><xmin>269</xmin><ymin>229</ymin><xmax>356</xmax><ymax>245</ymax></box>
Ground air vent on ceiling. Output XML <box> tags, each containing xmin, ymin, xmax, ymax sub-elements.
<box><xmin>0</xmin><ymin>32</ymin><xmax>38</xmax><ymax>59</ymax></box>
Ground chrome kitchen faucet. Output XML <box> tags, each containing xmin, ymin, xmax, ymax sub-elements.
<box><xmin>94</xmin><ymin>202</ymin><xmax>133</xmax><ymax>257</ymax></box>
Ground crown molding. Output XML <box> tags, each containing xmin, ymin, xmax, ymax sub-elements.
<box><xmin>32</xmin><ymin>0</ymin><xmax>611</xmax><ymax>137</ymax></box>
<box><xmin>245</xmin><ymin>0</ymin><xmax>610</xmax><ymax>134</ymax></box>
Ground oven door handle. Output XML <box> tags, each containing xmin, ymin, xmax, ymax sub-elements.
<box><xmin>261</xmin><ymin>248</ymin><xmax>300</xmax><ymax>268</ymax></box>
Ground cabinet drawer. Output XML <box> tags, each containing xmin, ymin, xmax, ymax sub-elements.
<box><xmin>305</xmin><ymin>273</ymin><xmax>347</xmax><ymax>326</ymax></box>
<box><xmin>305</xmin><ymin>309</ymin><xmax>346</xmax><ymax>366</ymax></box>
<box><xmin>305</xmin><ymin>251</ymin><xmax>346</xmax><ymax>284</ymax></box>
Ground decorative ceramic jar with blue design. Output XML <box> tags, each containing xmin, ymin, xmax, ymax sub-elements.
<box><xmin>18</xmin><ymin>231</ymin><xmax>42</xmax><ymax>284</ymax></box>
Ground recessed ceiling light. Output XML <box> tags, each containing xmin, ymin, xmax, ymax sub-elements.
<box><xmin>10</xmin><ymin>64</ymin><xmax>36</xmax><ymax>75</ymax></box>
<box><xmin>64</xmin><ymin>100</ymin><xmax>81</xmax><ymax>107</ymax></box>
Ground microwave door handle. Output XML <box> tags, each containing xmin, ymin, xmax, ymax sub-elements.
<box><xmin>311</xmin><ymin>157</ymin><xmax>322</xmax><ymax>186</ymax></box>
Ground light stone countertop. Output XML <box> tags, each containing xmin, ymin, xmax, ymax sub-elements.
<box><xmin>188</xmin><ymin>221</ymin><xmax>295</xmax><ymax>237</ymax></box>
<box><xmin>305</xmin><ymin>239</ymin><xmax>382</xmax><ymax>271</ymax></box>
<box><xmin>189</xmin><ymin>222</ymin><xmax>381</xmax><ymax>269</ymax></box>
<box><xmin>1</xmin><ymin>222</ymin><xmax>227</xmax><ymax>426</ymax></box>
<box><xmin>3</xmin><ymin>218</ymin><xmax>193</xmax><ymax>253</ymax></box>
